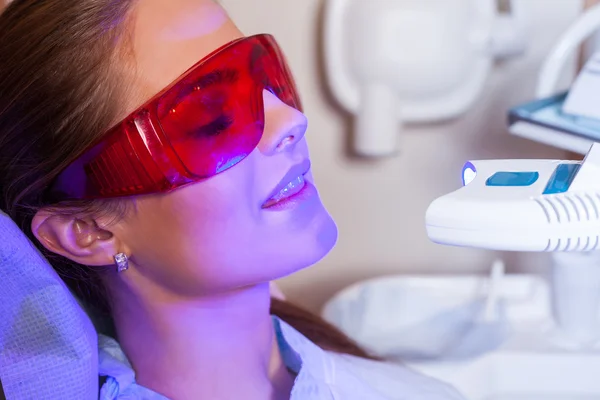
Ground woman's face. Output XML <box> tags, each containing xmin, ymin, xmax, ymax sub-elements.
<box><xmin>98</xmin><ymin>0</ymin><xmax>337</xmax><ymax>296</ymax></box>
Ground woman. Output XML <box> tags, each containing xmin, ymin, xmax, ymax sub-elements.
<box><xmin>0</xmin><ymin>0</ymin><xmax>466</xmax><ymax>399</ymax></box>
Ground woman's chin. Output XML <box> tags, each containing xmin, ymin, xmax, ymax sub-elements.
<box><xmin>289</xmin><ymin>212</ymin><xmax>338</xmax><ymax>274</ymax></box>
<box><xmin>314</xmin><ymin>213</ymin><xmax>338</xmax><ymax>260</ymax></box>
<box><xmin>242</xmin><ymin>212</ymin><xmax>339</xmax><ymax>285</ymax></box>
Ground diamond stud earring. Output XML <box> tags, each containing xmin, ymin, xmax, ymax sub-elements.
<box><xmin>114</xmin><ymin>253</ymin><xmax>129</xmax><ymax>273</ymax></box>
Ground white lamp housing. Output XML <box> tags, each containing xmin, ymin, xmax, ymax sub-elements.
<box><xmin>323</xmin><ymin>0</ymin><xmax>527</xmax><ymax>157</ymax></box>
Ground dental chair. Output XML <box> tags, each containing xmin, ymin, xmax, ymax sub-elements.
<box><xmin>0</xmin><ymin>211</ymin><xmax>98</xmax><ymax>399</ymax></box>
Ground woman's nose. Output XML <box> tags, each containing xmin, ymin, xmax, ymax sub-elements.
<box><xmin>257</xmin><ymin>89</ymin><xmax>308</xmax><ymax>155</ymax></box>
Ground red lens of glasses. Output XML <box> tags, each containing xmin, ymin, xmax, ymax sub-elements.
<box><xmin>156</xmin><ymin>35</ymin><xmax>302</xmax><ymax>178</ymax></box>
<box><xmin>47</xmin><ymin>35</ymin><xmax>302</xmax><ymax>201</ymax></box>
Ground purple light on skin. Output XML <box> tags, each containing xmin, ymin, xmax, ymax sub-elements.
<box><xmin>462</xmin><ymin>161</ymin><xmax>476</xmax><ymax>186</ymax></box>
<box><xmin>215</xmin><ymin>155</ymin><xmax>246</xmax><ymax>173</ymax></box>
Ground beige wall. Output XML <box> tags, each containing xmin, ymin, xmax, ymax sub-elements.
<box><xmin>221</xmin><ymin>0</ymin><xmax>586</xmax><ymax>313</ymax></box>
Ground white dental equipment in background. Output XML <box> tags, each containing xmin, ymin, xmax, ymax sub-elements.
<box><xmin>420</xmin><ymin>2</ymin><xmax>600</xmax><ymax>397</ymax></box>
<box><xmin>322</xmin><ymin>3</ymin><xmax>600</xmax><ymax>399</ymax></box>
<box><xmin>509</xmin><ymin>3</ymin><xmax>600</xmax><ymax>154</ymax></box>
<box><xmin>323</xmin><ymin>0</ymin><xmax>527</xmax><ymax>157</ymax></box>
<box><xmin>425</xmin><ymin>1</ymin><xmax>600</xmax><ymax>348</ymax></box>
<box><xmin>426</xmin><ymin>142</ymin><xmax>600</xmax><ymax>345</ymax></box>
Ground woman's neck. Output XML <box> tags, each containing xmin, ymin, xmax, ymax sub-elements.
<box><xmin>109</xmin><ymin>281</ymin><xmax>294</xmax><ymax>400</ymax></box>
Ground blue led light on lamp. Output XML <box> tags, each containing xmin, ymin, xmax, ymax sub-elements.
<box><xmin>462</xmin><ymin>162</ymin><xmax>477</xmax><ymax>186</ymax></box>
<box><xmin>486</xmin><ymin>171</ymin><xmax>539</xmax><ymax>186</ymax></box>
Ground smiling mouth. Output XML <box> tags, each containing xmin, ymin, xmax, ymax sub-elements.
<box><xmin>262</xmin><ymin>175</ymin><xmax>307</xmax><ymax>208</ymax></box>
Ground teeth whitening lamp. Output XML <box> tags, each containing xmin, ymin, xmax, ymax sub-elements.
<box><xmin>427</xmin><ymin>147</ymin><xmax>600</xmax><ymax>252</ymax></box>
<box><xmin>323</xmin><ymin>0</ymin><xmax>526</xmax><ymax>157</ymax></box>
<box><xmin>427</xmin><ymin>3</ymin><xmax>600</xmax><ymax>346</ymax></box>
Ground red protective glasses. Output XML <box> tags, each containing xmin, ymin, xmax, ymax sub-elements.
<box><xmin>47</xmin><ymin>34</ymin><xmax>302</xmax><ymax>202</ymax></box>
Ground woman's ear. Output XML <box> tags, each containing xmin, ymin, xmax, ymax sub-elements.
<box><xmin>31</xmin><ymin>208</ymin><xmax>122</xmax><ymax>267</ymax></box>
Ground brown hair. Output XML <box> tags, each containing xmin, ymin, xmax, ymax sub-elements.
<box><xmin>0</xmin><ymin>0</ymin><xmax>375</xmax><ymax>360</ymax></box>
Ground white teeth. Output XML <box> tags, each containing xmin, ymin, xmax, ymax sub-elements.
<box><xmin>270</xmin><ymin>176</ymin><xmax>305</xmax><ymax>202</ymax></box>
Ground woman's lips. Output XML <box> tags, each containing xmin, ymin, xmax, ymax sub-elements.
<box><xmin>262</xmin><ymin>175</ymin><xmax>307</xmax><ymax>208</ymax></box>
<box><xmin>262</xmin><ymin>159</ymin><xmax>312</xmax><ymax>210</ymax></box>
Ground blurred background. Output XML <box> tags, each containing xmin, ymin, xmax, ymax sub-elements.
<box><xmin>221</xmin><ymin>0</ymin><xmax>590</xmax><ymax>313</ymax></box>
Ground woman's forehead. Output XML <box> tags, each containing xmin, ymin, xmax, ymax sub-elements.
<box><xmin>130</xmin><ymin>0</ymin><xmax>243</xmax><ymax>101</ymax></box>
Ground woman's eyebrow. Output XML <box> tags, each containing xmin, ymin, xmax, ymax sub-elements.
<box><xmin>166</xmin><ymin>68</ymin><xmax>239</xmax><ymax>111</ymax></box>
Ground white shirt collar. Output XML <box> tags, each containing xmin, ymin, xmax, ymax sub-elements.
<box><xmin>98</xmin><ymin>316</ymin><xmax>389</xmax><ymax>400</ymax></box>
